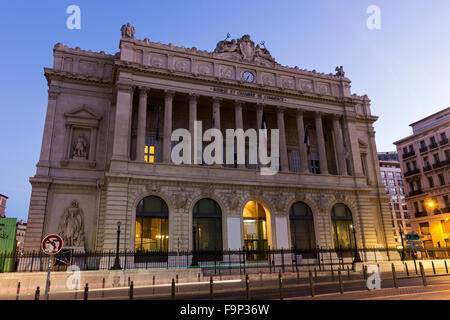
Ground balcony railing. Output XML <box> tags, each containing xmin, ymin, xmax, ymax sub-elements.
<box><xmin>423</xmin><ymin>164</ymin><xmax>432</xmax><ymax>172</ymax></box>
<box><xmin>408</xmin><ymin>189</ymin><xmax>424</xmax><ymax>197</ymax></box>
<box><xmin>415</xmin><ymin>211</ymin><xmax>428</xmax><ymax>218</ymax></box>
<box><xmin>439</xmin><ymin>138</ymin><xmax>449</xmax><ymax>146</ymax></box>
<box><xmin>432</xmin><ymin>159</ymin><xmax>450</xmax><ymax>169</ymax></box>
<box><xmin>402</xmin><ymin>151</ymin><xmax>416</xmax><ymax>159</ymax></box>
<box><xmin>429</xmin><ymin>142</ymin><xmax>438</xmax><ymax>150</ymax></box>
<box><xmin>404</xmin><ymin>168</ymin><xmax>421</xmax><ymax>177</ymax></box>
<box><xmin>419</xmin><ymin>146</ymin><xmax>428</xmax><ymax>153</ymax></box>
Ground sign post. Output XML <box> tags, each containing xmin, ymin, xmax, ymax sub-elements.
<box><xmin>41</xmin><ymin>234</ymin><xmax>63</xmax><ymax>300</ymax></box>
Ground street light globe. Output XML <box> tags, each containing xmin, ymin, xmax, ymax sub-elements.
<box><xmin>427</xmin><ymin>200</ymin><xmax>436</xmax><ymax>208</ymax></box>
<box><xmin>117</xmin><ymin>221</ymin><xmax>121</xmax><ymax>227</ymax></box>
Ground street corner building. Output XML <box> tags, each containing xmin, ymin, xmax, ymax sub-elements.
<box><xmin>23</xmin><ymin>23</ymin><xmax>397</xmax><ymax>263</ymax></box>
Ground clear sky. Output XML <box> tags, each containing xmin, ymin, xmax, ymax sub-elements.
<box><xmin>0</xmin><ymin>1</ymin><xmax>449</xmax><ymax>220</ymax></box>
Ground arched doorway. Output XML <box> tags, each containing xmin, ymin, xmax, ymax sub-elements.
<box><xmin>192</xmin><ymin>198</ymin><xmax>223</xmax><ymax>258</ymax></box>
<box><xmin>331</xmin><ymin>203</ymin><xmax>355</xmax><ymax>254</ymax></box>
<box><xmin>243</xmin><ymin>200</ymin><xmax>271</xmax><ymax>260</ymax></box>
<box><xmin>289</xmin><ymin>202</ymin><xmax>316</xmax><ymax>257</ymax></box>
<box><xmin>135</xmin><ymin>195</ymin><xmax>169</xmax><ymax>252</ymax></box>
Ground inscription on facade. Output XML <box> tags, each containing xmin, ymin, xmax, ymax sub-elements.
<box><xmin>211</xmin><ymin>87</ymin><xmax>286</xmax><ymax>102</ymax></box>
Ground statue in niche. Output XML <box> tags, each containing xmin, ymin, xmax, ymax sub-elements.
<box><xmin>72</xmin><ymin>135</ymin><xmax>88</xmax><ymax>160</ymax></box>
<box><xmin>121</xmin><ymin>22</ymin><xmax>135</xmax><ymax>39</ymax></box>
<box><xmin>58</xmin><ymin>200</ymin><xmax>85</xmax><ymax>248</ymax></box>
<box><xmin>335</xmin><ymin>66</ymin><xmax>345</xmax><ymax>77</ymax></box>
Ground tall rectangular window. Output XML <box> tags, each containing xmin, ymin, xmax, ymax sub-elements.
<box><xmin>144</xmin><ymin>136</ymin><xmax>157</xmax><ymax>163</ymax></box>
<box><xmin>289</xmin><ymin>150</ymin><xmax>300</xmax><ymax>173</ymax></box>
<box><xmin>310</xmin><ymin>152</ymin><xmax>320</xmax><ymax>174</ymax></box>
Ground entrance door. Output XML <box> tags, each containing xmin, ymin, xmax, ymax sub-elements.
<box><xmin>243</xmin><ymin>201</ymin><xmax>269</xmax><ymax>260</ymax></box>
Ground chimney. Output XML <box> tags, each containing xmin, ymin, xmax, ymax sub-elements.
<box><xmin>0</xmin><ymin>194</ymin><xmax>8</xmax><ymax>218</ymax></box>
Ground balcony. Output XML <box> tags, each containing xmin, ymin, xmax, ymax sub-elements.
<box><xmin>408</xmin><ymin>189</ymin><xmax>424</xmax><ymax>197</ymax></box>
<box><xmin>423</xmin><ymin>164</ymin><xmax>432</xmax><ymax>172</ymax></box>
<box><xmin>419</xmin><ymin>146</ymin><xmax>428</xmax><ymax>153</ymax></box>
<box><xmin>429</xmin><ymin>142</ymin><xmax>438</xmax><ymax>150</ymax></box>
<box><xmin>432</xmin><ymin>159</ymin><xmax>450</xmax><ymax>169</ymax></box>
<box><xmin>415</xmin><ymin>211</ymin><xmax>428</xmax><ymax>218</ymax></box>
<box><xmin>402</xmin><ymin>150</ymin><xmax>416</xmax><ymax>159</ymax></box>
<box><xmin>404</xmin><ymin>168</ymin><xmax>421</xmax><ymax>177</ymax></box>
<box><xmin>439</xmin><ymin>138</ymin><xmax>449</xmax><ymax>146</ymax></box>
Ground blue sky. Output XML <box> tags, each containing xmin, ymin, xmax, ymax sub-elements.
<box><xmin>0</xmin><ymin>1</ymin><xmax>449</xmax><ymax>220</ymax></box>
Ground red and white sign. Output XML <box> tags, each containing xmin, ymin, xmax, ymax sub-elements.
<box><xmin>41</xmin><ymin>234</ymin><xmax>64</xmax><ymax>255</ymax></box>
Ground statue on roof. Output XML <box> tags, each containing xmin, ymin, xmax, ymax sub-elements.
<box><xmin>121</xmin><ymin>23</ymin><xmax>135</xmax><ymax>39</ymax></box>
<box><xmin>335</xmin><ymin>66</ymin><xmax>345</xmax><ymax>77</ymax></box>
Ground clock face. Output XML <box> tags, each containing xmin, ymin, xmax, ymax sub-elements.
<box><xmin>242</xmin><ymin>71</ymin><xmax>255</xmax><ymax>83</ymax></box>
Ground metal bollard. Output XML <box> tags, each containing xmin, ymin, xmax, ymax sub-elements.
<box><xmin>152</xmin><ymin>275</ymin><xmax>155</xmax><ymax>294</ymax></box>
<box><xmin>176</xmin><ymin>274</ymin><xmax>179</xmax><ymax>292</ymax></box>
<box><xmin>260</xmin><ymin>271</ymin><xmax>263</xmax><ymax>285</ymax></box>
<box><xmin>171</xmin><ymin>278</ymin><xmax>175</xmax><ymax>300</ymax></box>
<box><xmin>392</xmin><ymin>263</ymin><xmax>398</xmax><ymax>289</ymax></box>
<box><xmin>245</xmin><ymin>274</ymin><xmax>250</xmax><ymax>300</ymax></box>
<box><xmin>210</xmin><ymin>276</ymin><xmax>214</xmax><ymax>300</ymax></box>
<box><xmin>129</xmin><ymin>281</ymin><xmax>134</xmax><ymax>300</ymax></box>
<box><xmin>296</xmin><ymin>267</ymin><xmax>300</xmax><ymax>282</ymax></box>
<box><xmin>414</xmin><ymin>259</ymin><xmax>418</xmax><ymax>275</ymax></box>
<box><xmin>84</xmin><ymin>283</ymin><xmax>89</xmax><ymax>300</ymax></box>
<box><xmin>331</xmin><ymin>266</ymin><xmax>334</xmax><ymax>282</ymax></box>
<box><xmin>278</xmin><ymin>271</ymin><xmax>283</xmax><ymax>300</ymax></box>
<box><xmin>314</xmin><ymin>268</ymin><xmax>317</xmax><ymax>282</ymax></box>
<box><xmin>74</xmin><ymin>279</ymin><xmax>79</xmax><ymax>300</ymax></box>
<box><xmin>405</xmin><ymin>262</ymin><xmax>410</xmax><ymax>277</ymax></box>
<box><xmin>338</xmin><ymin>269</ymin><xmax>344</xmax><ymax>294</ymax></box>
<box><xmin>128</xmin><ymin>276</ymin><xmax>130</xmax><ymax>287</ymax></box>
<box><xmin>347</xmin><ymin>265</ymin><xmax>351</xmax><ymax>280</ymax></box>
<box><xmin>16</xmin><ymin>282</ymin><xmax>20</xmax><ymax>301</ymax></box>
<box><xmin>419</xmin><ymin>262</ymin><xmax>427</xmax><ymax>287</ymax></box>
<box><xmin>432</xmin><ymin>261</ymin><xmax>436</xmax><ymax>275</ymax></box>
<box><xmin>362</xmin><ymin>265</ymin><xmax>367</xmax><ymax>280</ymax></box>
<box><xmin>445</xmin><ymin>260</ymin><xmax>449</xmax><ymax>274</ymax></box>
<box><xmin>309</xmin><ymin>270</ymin><xmax>315</xmax><ymax>297</ymax></box>
<box><xmin>198</xmin><ymin>273</ymin><xmax>201</xmax><ymax>282</ymax></box>
<box><xmin>34</xmin><ymin>286</ymin><xmax>40</xmax><ymax>300</ymax></box>
<box><xmin>102</xmin><ymin>278</ymin><xmax>105</xmax><ymax>298</ymax></box>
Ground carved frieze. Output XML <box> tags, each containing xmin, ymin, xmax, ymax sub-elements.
<box><xmin>58</xmin><ymin>200</ymin><xmax>85</xmax><ymax>248</ymax></box>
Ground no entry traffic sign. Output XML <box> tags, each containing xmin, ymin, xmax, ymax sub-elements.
<box><xmin>41</xmin><ymin>234</ymin><xmax>64</xmax><ymax>255</ymax></box>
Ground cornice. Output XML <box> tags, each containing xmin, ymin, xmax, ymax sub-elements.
<box><xmin>44</xmin><ymin>68</ymin><xmax>114</xmax><ymax>88</ymax></box>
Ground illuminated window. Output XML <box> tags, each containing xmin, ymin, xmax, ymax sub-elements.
<box><xmin>144</xmin><ymin>145</ymin><xmax>156</xmax><ymax>163</ymax></box>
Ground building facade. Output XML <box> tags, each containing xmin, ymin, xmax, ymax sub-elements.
<box><xmin>23</xmin><ymin>24</ymin><xmax>396</xmax><ymax>255</ymax></box>
<box><xmin>16</xmin><ymin>220</ymin><xmax>27</xmax><ymax>253</ymax></box>
<box><xmin>394</xmin><ymin>108</ymin><xmax>450</xmax><ymax>248</ymax></box>
<box><xmin>0</xmin><ymin>194</ymin><xmax>7</xmax><ymax>218</ymax></box>
<box><xmin>378</xmin><ymin>152</ymin><xmax>411</xmax><ymax>243</ymax></box>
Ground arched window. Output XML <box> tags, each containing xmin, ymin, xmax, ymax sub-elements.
<box><xmin>193</xmin><ymin>198</ymin><xmax>222</xmax><ymax>252</ymax></box>
<box><xmin>331</xmin><ymin>203</ymin><xmax>355</xmax><ymax>250</ymax></box>
<box><xmin>289</xmin><ymin>202</ymin><xmax>316</xmax><ymax>252</ymax></box>
<box><xmin>135</xmin><ymin>196</ymin><xmax>168</xmax><ymax>252</ymax></box>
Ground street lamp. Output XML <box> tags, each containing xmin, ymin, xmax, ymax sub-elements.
<box><xmin>398</xmin><ymin>226</ymin><xmax>405</xmax><ymax>261</ymax></box>
<box><xmin>350</xmin><ymin>224</ymin><xmax>362</xmax><ymax>264</ymax></box>
<box><xmin>111</xmin><ymin>221</ymin><xmax>122</xmax><ymax>270</ymax></box>
<box><xmin>191</xmin><ymin>226</ymin><xmax>199</xmax><ymax>267</ymax></box>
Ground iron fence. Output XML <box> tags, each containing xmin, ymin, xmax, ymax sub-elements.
<box><xmin>1</xmin><ymin>246</ymin><xmax>450</xmax><ymax>274</ymax></box>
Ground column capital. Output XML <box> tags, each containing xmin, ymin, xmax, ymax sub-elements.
<box><xmin>139</xmin><ymin>86</ymin><xmax>151</xmax><ymax>95</ymax></box>
<box><xmin>234</xmin><ymin>100</ymin><xmax>245</xmax><ymax>107</ymax></box>
<box><xmin>296</xmin><ymin>108</ymin><xmax>305</xmax><ymax>116</ymax></box>
<box><xmin>164</xmin><ymin>90</ymin><xmax>175</xmax><ymax>99</ymax></box>
<box><xmin>116</xmin><ymin>83</ymin><xmax>135</xmax><ymax>92</ymax></box>
<box><xmin>333</xmin><ymin>113</ymin><xmax>343</xmax><ymax>121</ymax></box>
<box><xmin>189</xmin><ymin>93</ymin><xmax>199</xmax><ymax>103</ymax></box>
<box><xmin>277</xmin><ymin>106</ymin><xmax>286</xmax><ymax>113</ymax></box>
<box><xmin>314</xmin><ymin>111</ymin><xmax>324</xmax><ymax>118</ymax></box>
<box><xmin>212</xmin><ymin>96</ymin><xmax>223</xmax><ymax>104</ymax></box>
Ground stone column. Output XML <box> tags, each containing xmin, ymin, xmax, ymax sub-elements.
<box><xmin>212</xmin><ymin>97</ymin><xmax>221</xmax><ymax>130</ymax></box>
<box><xmin>277</xmin><ymin>107</ymin><xmax>289</xmax><ymax>172</ymax></box>
<box><xmin>314</xmin><ymin>111</ymin><xmax>329</xmax><ymax>174</ymax></box>
<box><xmin>235</xmin><ymin>100</ymin><xmax>245</xmax><ymax>169</ymax></box>
<box><xmin>189</xmin><ymin>94</ymin><xmax>199</xmax><ymax>164</ymax></box>
<box><xmin>163</xmin><ymin>90</ymin><xmax>175</xmax><ymax>163</ymax></box>
<box><xmin>136</xmin><ymin>87</ymin><xmax>150</xmax><ymax>162</ymax></box>
<box><xmin>256</xmin><ymin>103</ymin><xmax>263</xmax><ymax>130</ymax></box>
<box><xmin>296</xmin><ymin>109</ymin><xmax>310</xmax><ymax>173</ymax></box>
<box><xmin>112</xmin><ymin>83</ymin><xmax>134</xmax><ymax>161</ymax></box>
<box><xmin>332</xmin><ymin>114</ymin><xmax>348</xmax><ymax>175</ymax></box>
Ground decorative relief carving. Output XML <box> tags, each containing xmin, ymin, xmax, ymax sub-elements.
<box><xmin>58</xmin><ymin>200</ymin><xmax>85</xmax><ymax>248</ymax></box>
<box><xmin>173</xmin><ymin>186</ymin><xmax>189</xmax><ymax>209</ymax></box>
<box><xmin>198</xmin><ymin>63</ymin><xmax>213</xmax><ymax>75</ymax></box>
<box><xmin>219</xmin><ymin>65</ymin><xmax>234</xmax><ymax>79</ymax></box>
<box><xmin>301</xmin><ymin>81</ymin><xmax>314</xmax><ymax>92</ymax></box>
<box><xmin>174</xmin><ymin>59</ymin><xmax>189</xmax><ymax>72</ymax></box>
<box><xmin>145</xmin><ymin>182</ymin><xmax>161</xmax><ymax>194</ymax></box>
<box><xmin>281</xmin><ymin>77</ymin><xmax>295</xmax><ymax>89</ymax></box>
<box><xmin>225</xmin><ymin>190</ymin><xmax>240</xmax><ymax>211</ymax></box>
<box><xmin>213</xmin><ymin>34</ymin><xmax>276</xmax><ymax>66</ymax></box>
<box><xmin>151</xmin><ymin>55</ymin><xmax>166</xmax><ymax>68</ymax></box>
<box><xmin>318</xmin><ymin>83</ymin><xmax>331</xmax><ymax>95</ymax></box>
<box><xmin>262</xmin><ymin>74</ymin><xmax>275</xmax><ymax>86</ymax></box>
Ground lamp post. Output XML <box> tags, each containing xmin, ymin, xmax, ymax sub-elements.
<box><xmin>111</xmin><ymin>221</ymin><xmax>122</xmax><ymax>270</ymax></box>
<box><xmin>191</xmin><ymin>226</ymin><xmax>199</xmax><ymax>267</ymax></box>
<box><xmin>351</xmin><ymin>224</ymin><xmax>362</xmax><ymax>263</ymax></box>
<box><xmin>398</xmin><ymin>226</ymin><xmax>405</xmax><ymax>261</ymax></box>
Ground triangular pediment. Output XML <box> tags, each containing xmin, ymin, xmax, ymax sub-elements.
<box><xmin>65</xmin><ymin>105</ymin><xmax>102</xmax><ymax>120</ymax></box>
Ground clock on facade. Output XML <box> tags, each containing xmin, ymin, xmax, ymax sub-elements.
<box><xmin>242</xmin><ymin>71</ymin><xmax>255</xmax><ymax>83</ymax></box>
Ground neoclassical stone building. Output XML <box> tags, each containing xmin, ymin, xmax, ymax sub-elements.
<box><xmin>24</xmin><ymin>23</ymin><xmax>396</xmax><ymax>255</ymax></box>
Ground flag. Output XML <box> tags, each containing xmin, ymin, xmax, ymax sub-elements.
<box><xmin>155</xmin><ymin>106</ymin><xmax>161</xmax><ymax>141</ymax></box>
<box><xmin>261</xmin><ymin>104</ymin><xmax>267</xmax><ymax>145</ymax></box>
<box><xmin>304</xmin><ymin>127</ymin><xmax>311</xmax><ymax>155</ymax></box>
<box><xmin>343</xmin><ymin>137</ymin><xmax>349</xmax><ymax>159</ymax></box>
